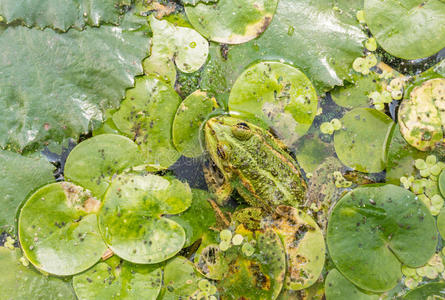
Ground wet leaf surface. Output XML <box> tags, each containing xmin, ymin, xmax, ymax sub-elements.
<box><xmin>112</xmin><ymin>76</ymin><xmax>181</xmax><ymax>169</ymax></box>
<box><xmin>334</xmin><ymin>108</ymin><xmax>395</xmax><ymax>173</ymax></box>
<box><xmin>0</xmin><ymin>150</ymin><xmax>54</xmax><ymax>231</ymax></box>
<box><xmin>73</xmin><ymin>256</ymin><xmax>162</xmax><ymax>300</ymax></box>
<box><xmin>0</xmin><ymin>13</ymin><xmax>149</xmax><ymax>152</ymax></box>
<box><xmin>365</xmin><ymin>0</ymin><xmax>445</xmax><ymax>60</ymax></box>
<box><xmin>327</xmin><ymin>184</ymin><xmax>437</xmax><ymax>292</ymax></box>
<box><xmin>0</xmin><ymin>247</ymin><xmax>76</xmax><ymax>299</ymax></box>
<box><xmin>19</xmin><ymin>182</ymin><xmax>107</xmax><ymax>276</ymax></box>
<box><xmin>64</xmin><ymin>134</ymin><xmax>143</xmax><ymax>198</ymax></box>
<box><xmin>98</xmin><ymin>173</ymin><xmax>192</xmax><ymax>264</ymax></box>
<box><xmin>0</xmin><ymin>0</ymin><xmax>127</xmax><ymax>31</ymax></box>
<box><xmin>185</xmin><ymin>0</ymin><xmax>278</xmax><ymax>44</ymax></box>
<box><xmin>172</xmin><ymin>91</ymin><xmax>218</xmax><ymax>158</ymax></box>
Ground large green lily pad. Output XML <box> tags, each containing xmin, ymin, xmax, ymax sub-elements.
<box><xmin>334</xmin><ymin>108</ymin><xmax>395</xmax><ymax>173</ymax></box>
<box><xmin>172</xmin><ymin>91</ymin><xmax>218</xmax><ymax>158</ymax></box>
<box><xmin>325</xmin><ymin>269</ymin><xmax>379</xmax><ymax>300</ymax></box>
<box><xmin>112</xmin><ymin>76</ymin><xmax>181</xmax><ymax>169</ymax></box>
<box><xmin>0</xmin><ymin>0</ymin><xmax>126</xmax><ymax>31</ymax></box>
<box><xmin>0</xmin><ymin>247</ymin><xmax>75</xmax><ymax>299</ymax></box>
<box><xmin>19</xmin><ymin>182</ymin><xmax>107</xmax><ymax>276</ymax></box>
<box><xmin>218</xmin><ymin>226</ymin><xmax>286</xmax><ymax>300</ymax></box>
<box><xmin>64</xmin><ymin>134</ymin><xmax>143</xmax><ymax>198</ymax></box>
<box><xmin>0</xmin><ymin>150</ymin><xmax>54</xmax><ymax>231</ymax></box>
<box><xmin>73</xmin><ymin>257</ymin><xmax>162</xmax><ymax>300</ymax></box>
<box><xmin>0</xmin><ymin>14</ymin><xmax>149</xmax><ymax>151</ymax></box>
<box><xmin>365</xmin><ymin>0</ymin><xmax>445</xmax><ymax>60</ymax></box>
<box><xmin>327</xmin><ymin>184</ymin><xmax>437</xmax><ymax>292</ymax></box>
<box><xmin>403</xmin><ymin>282</ymin><xmax>445</xmax><ymax>299</ymax></box>
<box><xmin>398</xmin><ymin>78</ymin><xmax>445</xmax><ymax>151</ymax></box>
<box><xmin>98</xmin><ymin>173</ymin><xmax>192</xmax><ymax>264</ymax></box>
<box><xmin>185</xmin><ymin>0</ymin><xmax>279</xmax><ymax>44</ymax></box>
<box><xmin>229</xmin><ymin>61</ymin><xmax>318</xmax><ymax>147</ymax></box>
<box><xmin>200</xmin><ymin>0</ymin><xmax>366</xmax><ymax>95</ymax></box>
<box><xmin>263</xmin><ymin>206</ymin><xmax>325</xmax><ymax>291</ymax></box>
<box><xmin>168</xmin><ymin>189</ymin><xmax>217</xmax><ymax>247</ymax></box>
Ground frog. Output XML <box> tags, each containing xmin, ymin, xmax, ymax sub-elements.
<box><xmin>204</xmin><ymin>115</ymin><xmax>307</xmax><ymax>211</ymax></box>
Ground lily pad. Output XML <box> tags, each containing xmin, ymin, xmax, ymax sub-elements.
<box><xmin>403</xmin><ymin>282</ymin><xmax>445</xmax><ymax>299</ymax></box>
<box><xmin>334</xmin><ymin>108</ymin><xmax>395</xmax><ymax>173</ymax></box>
<box><xmin>185</xmin><ymin>0</ymin><xmax>278</xmax><ymax>44</ymax></box>
<box><xmin>73</xmin><ymin>257</ymin><xmax>162</xmax><ymax>300</ymax></box>
<box><xmin>98</xmin><ymin>173</ymin><xmax>192</xmax><ymax>264</ymax></box>
<box><xmin>194</xmin><ymin>230</ymin><xmax>225</xmax><ymax>280</ymax></box>
<box><xmin>385</xmin><ymin>124</ymin><xmax>427</xmax><ymax>184</ymax></box>
<box><xmin>168</xmin><ymin>189</ymin><xmax>216</xmax><ymax>247</ymax></box>
<box><xmin>229</xmin><ymin>61</ymin><xmax>318</xmax><ymax>147</ymax></box>
<box><xmin>327</xmin><ymin>184</ymin><xmax>437</xmax><ymax>292</ymax></box>
<box><xmin>19</xmin><ymin>182</ymin><xmax>107</xmax><ymax>276</ymax></box>
<box><xmin>160</xmin><ymin>256</ymin><xmax>208</xmax><ymax>300</ymax></box>
<box><xmin>182</xmin><ymin>0</ymin><xmax>217</xmax><ymax>5</ymax></box>
<box><xmin>0</xmin><ymin>14</ymin><xmax>149</xmax><ymax>151</ymax></box>
<box><xmin>398</xmin><ymin>78</ymin><xmax>445</xmax><ymax>151</ymax></box>
<box><xmin>172</xmin><ymin>91</ymin><xmax>218</xmax><ymax>158</ymax></box>
<box><xmin>263</xmin><ymin>206</ymin><xmax>325</xmax><ymax>291</ymax></box>
<box><xmin>437</xmin><ymin>208</ymin><xmax>445</xmax><ymax>239</ymax></box>
<box><xmin>0</xmin><ymin>150</ymin><xmax>54</xmax><ymax>231</ymax></box>
<box><xmin>143</xmin><ymin>16</ymin><xmax>209</xmax><ymax>78</ymax></box>
<box><xmin>0</xmin><ymin>247</ymin><xmax>75</xmax><ymax>299</ymax></box>
<box><xmin>200</xmin><ymin>0</ymin><xmax>366</xmax><ymax>96</ymax></box>
<box><xmin>64</xmin><ymin>134</ymin><xmax>143</xmax><ymax>198</ymax></box>
<box><xmin>112</xmin><ymin>76</ymin><xmax>182</xmax><ymax>169</ymax></box>
<box><xmin>330</xmin><ymin>73</ymin><xmax>379</xmax><ymax>109</ymax></box>
<box><xmin>218</xmin><ymin>226</ymin><xmax>286</xmax><ymax>300</ymax></box>
<box><xmin>365</xmin><ymin>0</ymin><xmax>445</xmax><ymax>60</ymax></box>
<box><xmin>325</xmin><ymin>269</ymin><xmax>379</xmax><ymax>300</ymax></box>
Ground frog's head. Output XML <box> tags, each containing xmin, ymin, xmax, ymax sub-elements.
<box><xmin>204</xmin><ymin>116</ymin><xmax>255</xmax><ymax>170</ymax></box>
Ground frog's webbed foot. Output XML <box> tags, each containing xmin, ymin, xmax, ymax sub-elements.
<box><xmin>203</xmin><ymin>159</ymin><xmax>233</xmax><ymax>205</ymax></box>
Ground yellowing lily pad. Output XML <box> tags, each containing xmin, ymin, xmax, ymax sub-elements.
<box><xmin>327</xmin><ymin>184</ymin><xmax>437</xmax><ymax>292</ymax></box>
<box><xmin>18</xmin><ymin>182</ymin><xmax>107</xmax><ymax>276</ymax></box>
<box><xmin>325</xmin><ymin>269</ymin><xmax>379</xmax><ymax>300</ymax></box>
<box><xmin>112</xmin><ymin>76</ymin><xmax>181</xmax><ymax>170</ymax></box>
<box><xmin>64</xmin><ymin>134</ymin><xmax>143</xmax><ymax>198</ymax></box>
<box><xmin>365</xmin><ymin>0</ymin><xmax>445</xmax><ymax>60</ymax></box>
<box><xmin>0</xmin><ymin>247</ymin><xmax>75</xmax><ymax>299</ymax></box>
<box><xmin>98</xmin><ymin>173</ymin><xmax>192</xmax><ymax>264</ymax></box>
<box><xmin>172</xmin><ymin>91</ymin><xmax>218</xmax><ymax>158</ymax></box>
<box><xmin>73</xmin><ymin>257</ymin><xmax>162</xmax><ymax>300</ymax></box>
<box><xmin>143</xmin><ymin>16</ymin><xmax>209</xmax><ymax>79</ymax></box>
<box><xmin>398</xmin><ymin>78</ymin><xmax>445</xmax><ymax>151</ymax></box>
<box><xmin>217</xmin><ymin>226</ymin><xmax>286</xmax><ymax>300</ymax></box>
<box><xmin>334</xmin><ymin>108</ymin><xmax>395</xmax><ymax>173</ymax></box>
<box><xmin>263</xmin><ymin>206</ymin><xmax>325</xmax><ymax>291</ymax></box>
<box><xmin>185</xmin><ymin>0</ymin><xmax>278</xmax><ymax>44</ymax></box>
<box><xmin>229</xmin><ymin>61</ymin><xmax>318</xmax><ymax>147</ymax></box>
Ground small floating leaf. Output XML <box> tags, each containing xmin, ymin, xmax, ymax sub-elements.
<box><xmin>98</xmin><ymin>173</ymin><xmax>192</xmax><ymax>264</ymax></box>
<box><xmin>64</xmin><ymin>134</ymin><xmax>143</xmax><ymax>198</ymax></box>
<box><xmin>327</xmin><ymin>184</ymin><xmax>437</xmax><ymax>292</ymax></box>
<box><xmin>112</xmin><ymin>76</ymin><xmax>182</xmax><ymax>169</ymax></box>
<box><xmin>229</xmin><ymin>61</ymin><xmax>318</xmax><ymax>147</ymax></box>
<box><xmin>73</xmin><ymin>258</ymin><xmax>162</xmax><ymax>300</ymax></box>
<box><xmin>185</xmin><ymin>0</ymin><xmax>279</xmax><ymax>44</ymax></box>
<box><xmin>172</xmin><ymin>91</ymin><xmax>218</xmax><ymax>158</ymax></box>
<box><xmin>334</xmin><ymin>108</ymin><xmax>395</xmax><ymax>173</ymax></box>
<box><xmin>19</xmin><ymin>182</ymin><xmax>107</xmax><ymax>276</ymax></box>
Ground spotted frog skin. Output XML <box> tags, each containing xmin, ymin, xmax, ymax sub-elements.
<box><xmin>204</xmin><ymin>116</ymin><xmax>307</xmax><ymax>211</ymax></box>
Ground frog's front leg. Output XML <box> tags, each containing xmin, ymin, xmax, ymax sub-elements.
<box><xmin>203</xmin><ymin>159</ymin><xmax>233</xmax><ymax>205</ymax></box>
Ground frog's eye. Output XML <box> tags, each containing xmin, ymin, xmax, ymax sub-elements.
<box><xmin>232</xmin><ymin>122</ymin><xmax>253</xmax><ymax>140</ymax></box>
<box><xmin>216</xmin><ymin>143</ymin><xmax>230</xmax><ymax>160</ymax></box>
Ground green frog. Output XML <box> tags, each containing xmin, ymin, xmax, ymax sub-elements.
<box><xmin>204</xmin><ymin>116</ymin><xmax>307</xmax><ymax>211</ymax></box>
